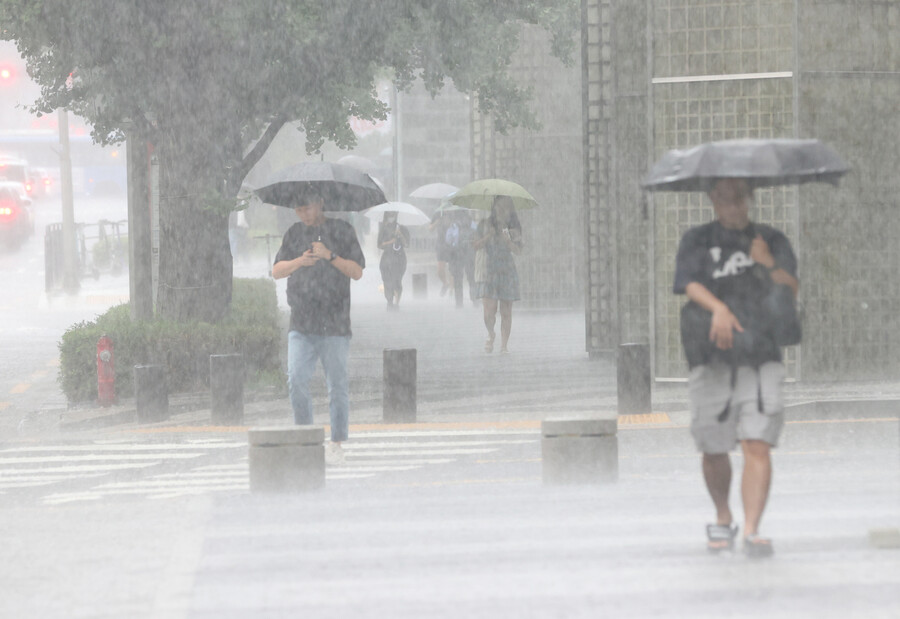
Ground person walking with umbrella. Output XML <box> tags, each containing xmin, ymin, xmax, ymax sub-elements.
<box><xmin>472</xmin><ymin>196</ymin><xmax>524</xmax><ymax>353</ymax></box>
<box><xmin>673</xmin><ymin>178</ymin><xmax>798</xmax><ymax>557</ymax></box>
<box><xmin>645</xmin><ymin>138</ymin><xmax>849</xmax><ymax>557</ymax></box>
<box><xmin>377</xmin><ymin>210</ymin><xmax>411</xmax><ymax>310</ymax></box>
<box><xmin>272</xmin><ymin>191</ymin><xmax>366</xmax><ymax>465</ymax></box>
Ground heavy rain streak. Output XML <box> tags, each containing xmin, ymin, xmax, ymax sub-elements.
<box><xmin>0</xmin><ymin>2</ymin><xmax>897</xmax><ymax>617</ymax></box>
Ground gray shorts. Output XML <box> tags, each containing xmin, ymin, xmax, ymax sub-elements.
<box><xmin>688</xmin><ymin>361</ymin><xmax>786</xmax><ymax>454</ymax></box>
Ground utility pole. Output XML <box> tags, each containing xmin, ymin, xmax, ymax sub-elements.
<box><xmin>58</xmin><ymin>108</ymin><xmax>79</xmax><ymax>294</ymax></box>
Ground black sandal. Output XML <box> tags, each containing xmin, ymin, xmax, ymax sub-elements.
<box><xmin>743</xmin><ymin>534</ymin><xmax>775</xmax><ymax>558</ymax></box>
<box><xmin>706</xmin><ymin>523</ymin><xmax>739</xmax><ymax>553</ymax></box>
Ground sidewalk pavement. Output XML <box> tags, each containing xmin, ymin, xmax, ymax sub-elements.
<box><xmin>49</xmin><ymin>289</ymin><xmax>900</xmax><ymax>439</ymax></box>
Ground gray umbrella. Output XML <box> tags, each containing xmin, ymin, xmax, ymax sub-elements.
<box><xmin>254</xmin><ymin>161</ymin><xmax>386</xmax><ymax>211</ymax></box>
<box><xmin>642</xmin><ymin>138</ymin><xmax>850</xmax><ymax>192</ymax></box>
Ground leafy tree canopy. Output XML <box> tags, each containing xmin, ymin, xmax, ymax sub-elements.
<box><xmin>0</xmin><ymin>0</ymin><xmax>578</xmax><ymax>195</ymax></box>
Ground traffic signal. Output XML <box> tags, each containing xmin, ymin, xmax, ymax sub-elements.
<box><xmin>0</xmin><ymin>65</ymin><xmax>15</xmax><ymax>85</ymax></box>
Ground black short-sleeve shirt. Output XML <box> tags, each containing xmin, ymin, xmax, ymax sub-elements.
<box><xmin>274</xmin><ymin>218</ymin><xmax>365</xmax><ymax>336</ymax></box>
<box><xmin>673</xmin><ymin>221</ymin><xmax>798</xmax><ymax>367</ymax></box>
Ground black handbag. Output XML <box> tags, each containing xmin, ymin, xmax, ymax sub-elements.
<box><xmin>762</xmin><ymin>282</ymin><xmax>802</xmax><ymax>346</ymax></box>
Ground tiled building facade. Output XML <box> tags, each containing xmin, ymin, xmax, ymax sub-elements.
<box><xmin>583</xmin><ymin>0</ymin><xmax>900</xmax><ymax>379</ymax></box>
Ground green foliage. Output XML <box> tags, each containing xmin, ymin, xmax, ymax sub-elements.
<box><xmin>0</xmin><ymin>1</ymin><xmax>579</xmax><ymax>168</ymax></box>
<box><xmin>58</xmin><ymin>278</ymin><xmax>283</xmax><ymax>404</ymax></box>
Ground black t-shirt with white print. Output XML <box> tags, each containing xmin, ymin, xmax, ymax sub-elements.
<box><xmin>673</xmin><ymin>220</ymin><xmax>797</xmax><ymax>367</ymax></box>
<box><xmin>274</xmin><ymin>217</ymin><xmax>365</xmax><ymax>337</ymax></box>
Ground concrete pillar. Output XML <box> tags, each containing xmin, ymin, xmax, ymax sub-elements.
<box><xmin>617</xmin><ymin>343</ymin><xmax>651</xmax><ymax>414</ymax></box>
<box><xmin>412</xmin><ymin>273</ymin><xmax>427</xmax><ymax>299</ymax></box>
<box><xmin>133</xmin><ymin>364</ymin><xmax>169</xmax><ymax>424</ymax></box>
<box><xmin>541</xmin><ymin>415</ymin><xmax>618</xmax><ymax>484</ymax></box>
<box><xmin>248</xmin><ymin>426</ymin><xmax>325</xmax><ymax>493</ymax></box>
<box><xmin>210</xmin><ymin>353</ymin><xmax>244</xmax><ymax>425</ymax></box>
<box><xmin>384</xmin><ymin>348</ymin><xmax>416</xmax><ymax>423</ymax></box>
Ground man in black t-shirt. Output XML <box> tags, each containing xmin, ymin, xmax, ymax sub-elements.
<box><xmin>673</xmin><ymin>178</ymin><xmax>799</xmax><ymax>557</ymax></box>
<box><xmin>273</xmin><ymin>193</ymin><xmax>365</xmax><ymax>465</ymax></box>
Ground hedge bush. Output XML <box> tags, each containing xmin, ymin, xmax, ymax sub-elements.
<box><xmin>59</xmin><ymin>278</ymin><xmax>284</xmax><ymax>404</ymax></box>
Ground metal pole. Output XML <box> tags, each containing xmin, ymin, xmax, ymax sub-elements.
<box><xmin>58</xmin><ymin>108</ymin><xmax>79</xmax><ymax>294</ymax></box>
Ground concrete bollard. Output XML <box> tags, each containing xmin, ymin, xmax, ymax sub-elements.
<box><xmin>542</xmin><ymin>415</ymin><xmax>618</xmax><ymax>485</ymax></box>
<box><xmin>248</xmin><ymin>426</ymin><xmax>325</xmax><ymax>493</ymax></box>
<box><xmin>617</xmin><ymin>343</ymin><xmax>651</xmax><ymax>414</ymax></box>
<box><xmin>384</xmin><ymin>348</ymin><xmax>416</xmax><ymax>423</ymax></box>
<box><xmin>133</xmin><ymin>364</ymin><xmax>169</xmax><ymax>424</ymax></box>
<box><xmin>412</xmin><ymin>273</ymin><xmax>427</xmax><ymax>299</ymax></box>
<box><xmin>210</xmin><ymin>353</ymin><xmax>245</xmax><ymax>425</ymax></box>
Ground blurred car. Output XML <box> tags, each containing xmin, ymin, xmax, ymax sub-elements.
<box><xmin>27</xmin><ymin>167</ymin><xmax>52</xmax><ymax>199</ymax></box>
<box><xmin>0</xmin><ymin>180</ymin><xmax>34</xmax><ymax>247</ymax></box>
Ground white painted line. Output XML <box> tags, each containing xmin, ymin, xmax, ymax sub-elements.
<box><xmin>652</xmin><ymin>71</ymin><xmax>792</xmax><ymax>84</ymax></box>
<box><xmin>3</xmin><ymin>443</ymin><xmax>245</xmax><ymax>453</ymax></box>
<box><xmin>352</xmin><ymin>429</ymin><xmax>539</xmax><ymax>438</ymax></box>
<box><xmin>96</xmin><ymin>479</ymin><xmax>249</xmax><ymax>489</ymax></box>
<box><xmin>0</xmin><ymin>480</ymin><xmax>63</xmax><ymax>488</ymax></box>
<box><xmin>0</xmin><ymin>454</ymin><xmax>203</xmax><ymax>464</ymax></box>
<box><xmin>153</xmin><ymin>471</ymin><xmax>248</xmax><ymax>479</ymax></box>
<box><xmin>0</xmin><ymin>473</ymin><xmax>105</xmax><ymax>483</ymax></box>
<box><xmin>323</xmin><ymin>465</ymin><xmax>420</xmax><ymax>473</ymax></box>
<box><xmin>326</xmin><ymin>473</ymin><xmax>377</xmax><ymax>480</ymax></box>
<box><xmin>344</xmin><ymin>440</ymin><xmax>535</xmax><ymax>449</ymax></box>
<box><xmin>347</xmin><ymin>448</ymin><xmax>498</xmax><ymax>457</ymax></box>
<box><xmin>343</xmin><ymin>458</ymin><xmax>455</xmax><ymax>466</ymax></box>
<box><xmin>0</xmin><ymin>463</ymin><xmax>157</xmax><ymax>474</ymax></box>
<box><xmin>44</xmin><ymin>493</ymin><xmax>105</xmax><ymax>505</ymax></box>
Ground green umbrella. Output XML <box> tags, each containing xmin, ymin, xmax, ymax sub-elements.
<box><xmin>447</xmin><ymin>178</ymin><xmax>538</xmax><ymax>211</ymax></box>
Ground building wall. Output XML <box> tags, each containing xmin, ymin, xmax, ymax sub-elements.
<box><xmin>397</xmin><ymin>81</ymin><xmax>471</xmax><ymax>201</ymax></box>
<box><xmin>471</xmin><ymin>25</ymin><xmax>584</xmax><ymax>309</ymax></box>
<box><xmin>582</xmin><ymin>0</ymin><xmax>900</xmax><ymax>379</ymax></box>
<box><xmin>795</xmin><ymin>1</ymin><xmax>900</xmax><ymax>379</ymax></box>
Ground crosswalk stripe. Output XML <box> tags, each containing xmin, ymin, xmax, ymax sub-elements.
<box><xmin>0</xmin><ymin>463</ymin><xmax>157</xmax><ymax>474</ymax></box>
<box><xmin>0</xmin><ymin>453</ymin><xmax>203</xmax><ymax>464</ymax></box>
<box><xmin>346</xmin><ymin>448</ymin><xmax>498</xmax><ymax>457</ymax></box>
<box><xmin>0</xmin><ymin>425</ymin><xmax>542</xmax><ymax>504</ymax></box>
<box><xmin>3</xmin><ymin>443</ymin><xmax>245</xmax><ymax>453</ymax></box>
<box><xmin>344</xmin><ymin>439</ymin><xmax>535</xmax><ymax>449</ymax></box>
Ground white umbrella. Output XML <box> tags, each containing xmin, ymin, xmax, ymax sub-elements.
<box><xmin>362</xmin><ymin>201</ymin><xmax>431</xmax><ymax>226</ymax></box>
<box><xmin>408</xmin><ymin>182</ymin><xmax>458</xmax><ymax>201</ymax></box>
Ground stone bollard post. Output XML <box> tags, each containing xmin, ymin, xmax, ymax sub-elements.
<box><xmin>210</xmin><ymin>353</ymin><xmax>245</xmax><ymax>425</ymax></box>
<box><xmin>383</xmin><ymin>348</ymin><xmax>416</xmax><ymax>423</ymax></box>
<box><xmin>133</xmin><ymin>364</ymin><xmax>169</xmax><ymax>424</ymax></box>
<box><xmin>617</xmin><ymin>343</ymin><xmax>651</xmax><ymax>414</ymax></box>
<box><xmin>412</xmin><ymin>273</ymin><xmax>427</xmax><ymax>299</ymax></box>
<box><xmin>248</xmin><ymin>426</ymin><xmax>325</xmax><ymax>493</ymax></box>
<box><xmin>541</xmin><ymin>415</ymin><xmax>618</xmax><ymax>485</ymax></box>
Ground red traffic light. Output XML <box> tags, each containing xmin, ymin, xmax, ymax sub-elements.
<box><xmin>0</xmin><ymin>65</ymin><xmax>15</xmax><ymax>83</ymax></box>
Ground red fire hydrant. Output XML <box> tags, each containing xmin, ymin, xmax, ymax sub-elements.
<box><xmin>97</xmin><ymin>334</ymin><xmax>116</xmax><ymax>407</ymax></box>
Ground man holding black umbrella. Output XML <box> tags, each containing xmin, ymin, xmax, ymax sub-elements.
<box><xmin>272</xmin><ymin>192</ymin><xmax>365</xmax><ymax>465</ymax></box>
<box><xmin>674</xmin><ymin>178</ymin><xmax>799</xmax><ymax>557</ymax></box>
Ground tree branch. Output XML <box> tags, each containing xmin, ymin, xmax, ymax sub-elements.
<box><xmin>231</xmin><ymin>116</ymin><xmax>287</xmax><ymax>193</ymax></box>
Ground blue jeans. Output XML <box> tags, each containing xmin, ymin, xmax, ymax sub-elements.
<box><xmin>287</xmin><ymin>331</ymin><xmax>350</xmax><ymax>442</ymax></box>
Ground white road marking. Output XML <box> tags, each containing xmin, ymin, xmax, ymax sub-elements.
<box><xmin>343</xmin><ymin>439</ymin><xmax>535</xmax><ymax>449</ymax></box>
<box><xmin>3</xmin><ymin>443</ymin><xmax>245</xmax><ymax>453</ymax></box>
<box><xmin>0</xmin><ymin>463</ymin><xmax>158</xmax><ymax>474</ymax></box>
<box><xmin>0</xmin><ymin>453</ymin><xmax>203</xmax><ymax>464</ymax></box>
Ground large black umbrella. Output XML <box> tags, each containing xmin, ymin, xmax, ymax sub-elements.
<box><xmin>255</xmin><ymin>161</ymin><xmax>386</xmax><ymax>211</ymax></box>
<box><xmin>641</xmin><ymin>138</ymin><xmax>850</xmax><ymax>192</ymax></box>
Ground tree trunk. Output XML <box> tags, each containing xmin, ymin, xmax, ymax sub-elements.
<box><xmin>155</xmin><ymin>145</ymin><xmax>233</xmax><ymax>323</ymax></box>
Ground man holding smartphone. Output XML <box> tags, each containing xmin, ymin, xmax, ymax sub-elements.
<box><xmin>272</xmin><ymin>192</ymin><xmax>365</xmax><ymax>465</ymax></box>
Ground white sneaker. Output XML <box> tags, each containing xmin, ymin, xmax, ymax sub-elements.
<box><xmin>324</xmin><ymin>442</ymin><xmax>345</xmax><ymax>466</ymax></box>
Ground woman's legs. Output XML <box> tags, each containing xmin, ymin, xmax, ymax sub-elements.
<box><xmin>482</xmin><ymin>297</ymin><xmax>498</xmax><ymax>352</ymax></box>
<box><xmin>499</xmin><ymin>300</ymin><xmax>513</xmax><ymax>352</ymax></box>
